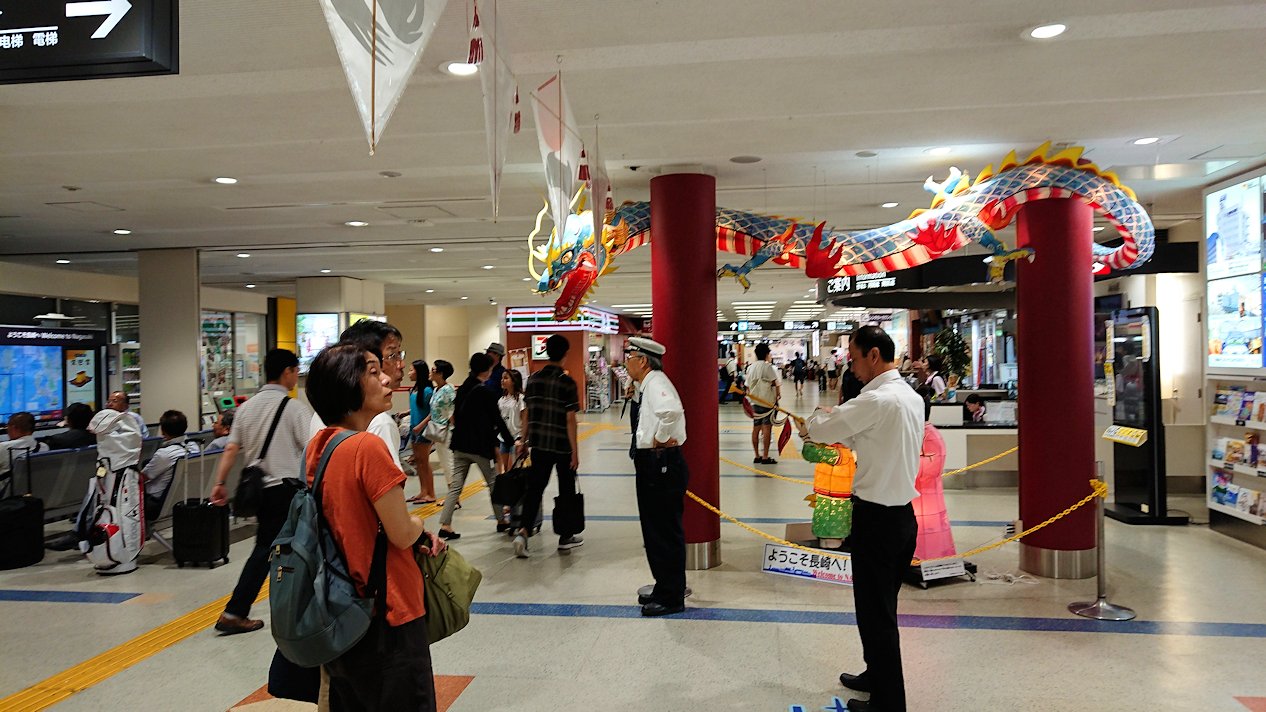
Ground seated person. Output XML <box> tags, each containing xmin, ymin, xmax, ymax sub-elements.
<box><xmin>40</xmin><ymin>402</ymin><xmax>97</xmax><ymax>450</ymax></box>
<box><xmin>208</xmin><ymin>409</ymin><xmax>234</xmax><ymax>450</ymax></box>
<box><xmin>965</xmin><ymin>393</ymin><xmax>987</xmax><ymax>423</ymax></box>
<box><xmin>0</xmin><ymin>411</ymin><xmax>49</xmax><ymax>484</ymax></box>
<box><xmin>141</xmin><ymin>410</ymin><xmax>201</xmax><ymax>524</ymax></box>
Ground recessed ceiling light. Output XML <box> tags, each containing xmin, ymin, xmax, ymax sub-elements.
<box><xmin>482</xmin><ymin>265</ymin><xmax>495</xmax><ymax>270</ymax></box>
<box><xmin>926</xmin><ymin>147</ymin><xmax>952</xmax><ymax>156</ymax></box>
<box><xmin>881</xmin><ymin>202</ymin><xmax>900</xmax><ymax>208</ymax></box>
<box><xmin>320</xmin><ymin>268</ymin><xmax>332</xmax><ymax>273</ymax></box>
<box><xmin>430</xmin><ymin>247</ymin><xmax>444</xmax><ymax>253</ymax></box>
<box><xmin>245</xmin><ymin>283</ymin><xmax>256</xmax><ymax>288</ymax></box>
<box><xmin>1132</xmin><ymin>137</ymin><xmax>1160</xmax><ymax>146</ymax></box>
<box><xmin>1093</xmin><ymin>226</ymin><xmax>1106</xmax><ymax>233</ymax></box>
<box><xmin>425</xmin><ymin>289</ymin><xmax>435</xmax><ymax>293</ymax></box>
<box><xmin>379</xmin><ymin>170</ymin><xmax>402</xmax><ymax>178</ymax></box>
<box><xmin>443</xmin><ymin>61</ymin><xmax>479</xmax><ymax>76</ymax></box>
<box><xmin>855</xmin><ymin>150</ymin><xmax>878</xmax><ymax>158</ymax></box>
<box><xmin>729</xmin><ymin>155</ymin><xmax>762</xmax><ymax>164</ymax></box>
<box><xmin>236</xmin><ymin>253</ymin><xmax>251</xmax><ymax>258</ymax></box>
<box><xmin>213</xmin><ymin>177</ymin><xmax>238</xmax><ymax>185</ymax></box>
<box><xmin>460</xmin><ymin>296</ymin><xmax>469</xmax><ymax>300</ymax></box>
<box><xmin>113</xmin><ymin>229</ymin><xmax>131</xmax><ymax>235</ymax></box>
<box><xmin>1028</xmin><ymin>23</ymin><xmax>1067</xmax><ymax>40</ymax></box>
<box><xmin>345</xmin><ymin>220</ymin><xmax>369</xmax><ymax>227</ymax></box>
<box><xmin>522</xmin><ymin>277</ymin><xmax>532</xmax><ymax>282</ymax></box>
<box><xmin>56</xmin><ymin>259</ymin><xmax>70</xmax><ymax>264</ymax></box>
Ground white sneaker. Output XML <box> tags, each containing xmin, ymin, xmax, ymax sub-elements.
<box><xmin>513</xmin><ymin>535</ymin><xmax>529</xmax><ymax>558</ymax></box>
<box><xmin>558</xmin><ymin>536</ymin><xmax>584</xmax><ymax>551</ymax></box>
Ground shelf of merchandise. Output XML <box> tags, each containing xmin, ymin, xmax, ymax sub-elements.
<box><xmin>1207</xmin><ymin>375</ymin><xmax>1266</xmax><ymax>545</ymax></box>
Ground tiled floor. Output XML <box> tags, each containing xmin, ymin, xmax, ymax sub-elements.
<box><xmin>3</xmin><ymin>390</ymin><xmax>1265</xmax><ymax>711</ymax></box>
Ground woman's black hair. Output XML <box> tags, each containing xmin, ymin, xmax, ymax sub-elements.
<box><xmin>64</xmin><ymin>402</ymin><xmax>94</xmax><ymax>430</ymax></box>
<box><xmin>914</xmin><ymin>385</ymin><xmax>934</xmax><ymax>422</ymax></box>
<box><xmin>307</xmin><ymin>343</ymin><xmax>370</xmax><ymax>427</ymax></box>
<box><xmin>433</xmin><ymin>359</ymin><xmax>454</xmax><ymax>379</ymax></box>
<box><xmin>412</xmin><ymin>359</ymin><xmax>429</xmax><ymax>392</ymax></box>
<box><xmin>503</xmin><ymin>369</ymin><xmax>524</xmax><ymax>396</ymax></box>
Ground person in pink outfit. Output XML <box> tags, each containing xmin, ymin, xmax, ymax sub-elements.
<box><xmin>913</xmin><ymin>387</ymin><xmax>957</xmax><ymax>561</ymax></box>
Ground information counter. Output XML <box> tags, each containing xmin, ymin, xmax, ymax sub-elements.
<box><xmin>929</xmin><ymin>403</ymin><xmax>1017</xmax><ymax>488</ymax></box>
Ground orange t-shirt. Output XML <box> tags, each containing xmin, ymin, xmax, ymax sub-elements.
<box><xmin>306</xmin><ymin>428</ymin><xmax>425</xmax><ymax>626</ymax></box>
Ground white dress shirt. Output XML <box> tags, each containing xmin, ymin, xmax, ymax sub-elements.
<box><xmin>806</xmin><ymin>368</ymin><xmax>923</xmax><ymax>506</ymax></box>
<box><xmin>634</xmin><ymin>370</ymin><xmax>687</xmax><ymax>449</ymax></box>
<box><xmin>0</xmin><ymin>434</ymin><xmax>47</xmax><ymax>477</ymax></box>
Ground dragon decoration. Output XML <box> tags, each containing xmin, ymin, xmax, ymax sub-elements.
<box><xmin>529</xmin><ymin>143</ymin><xmax>1155</xmax><ymax>321</ymax></box>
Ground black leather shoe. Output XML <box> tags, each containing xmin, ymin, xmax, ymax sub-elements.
<box><xmin>839</xmin><ymin>671</ymin><xmax>872</xmax><ymax>693</ymax></box>
<box><xmin>846</xmin><ymin>698</ymin><xmax>880</xmax><ymax>712</ymax></box>
<box><xmin>640</xmin><ymin>601</ymin><xmax>685</xmax><ymax>617</ymax></box>
<box><xmin>638</xmin><ymin>593</ymin><xmax>654</xmax><ymax>605</ymax></box>
<box><xmin>437</xmin><ymin>529</ymin><xmax>460</xmax><ymax>540</ymax></box>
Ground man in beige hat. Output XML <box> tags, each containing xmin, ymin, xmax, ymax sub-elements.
<box><xmin>624</xmin><ymin>337</ymin><xmax>689</xmax><ymax>617</ymax></box>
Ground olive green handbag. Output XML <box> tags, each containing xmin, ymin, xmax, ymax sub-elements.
<box><xmin>415</xmin><ymin>544</ymin><xmax>482</xmax><ymax>643</ymax></box>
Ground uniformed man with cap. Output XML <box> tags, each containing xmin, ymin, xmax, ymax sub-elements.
<box><xmin>624</xmin><ymin>337</ymin><xmax>689</xmax><ymax>617</ymax></box>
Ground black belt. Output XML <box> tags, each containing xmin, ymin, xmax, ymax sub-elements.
<box><xmin>636</xmin><ymin>446</ymin><xmax>680</xmax><ymax>453</ymax></box>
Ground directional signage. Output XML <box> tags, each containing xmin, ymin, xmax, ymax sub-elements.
<box><xmin>718</xmin><ymin>321</ymin><xmax>824</xmax><ymax>333</ymax></box>
<box><xmin>819</xmin><ymin>269</ymin><xmax>919</xmax><ymax>297</ymax></box>
<box><xmin>0</xmin><ymin>0</ymin><xmax>178</xmax><ymax>84</ymax></box>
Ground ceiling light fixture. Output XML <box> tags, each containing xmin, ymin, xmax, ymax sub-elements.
<box><xmin>113</xmin><ymin>229</ymin><xmax>132</xmax><ymax>235</ymax></box>
<box><xmin>320</xmin><ymin>268</ymin><xmax>332</xmax><ymax>273</ymax></box>
<box><xmin>213</xmin><ymin>177</ymin><xmax>238</xmax><ymax>185</ymax></box>
<box><xmin>345</xmin><ymin>220</ymin><xmax>369</xmax><ymax>227</ymax></box>
<box><xmin>1093</xmin><ymin>226</ymin><xmax>1105</xmax><ymax>233</ymax></box>
<box><xmin>482</xmin><ymin>265</ymin><xmax>495</xmax><ymax>270</ymax></box>
<box><xmin>245</xmin><ymin>283</ymin><xmax>256</xmax><ymax>288</ymax></box>
<box><xmin>1028</xmin><ymin>23</ymin><xmax>1067</xmax><ymax>40</ymax></box>
<box><xmin>236</xmin><ymin>253</ymin><xmax>251</xmax><ymax>258</ymax></box>
<box><xmin>56</xmin><ymin>259</ymin><xmax>70</xmax><ymax>264</ymax></box>
<box><xmin>881</xmin><ymin>202</ymin><xmax>900</xmax><ymax>208</ymax></box>
<box><xmin>522</xmin><ymin>277</ymin><xmax>532</xmax><ymax>282</ymax></box>
<box><xmin>729</xmin><ymin>155</ymin><xmax>762</xmax><ymax>164</ymax></box>
<box><xmin>855</xmin><ymin>150</ymin><xmax>878</xmax><ymax>158</ymax></box>
<box><xmin>460</xmin><ymin>296</ymin><xmax>469</xmax><ymax>300</ymax></box>
<box><xmin>443</xmin><ymin>61</ymin><xmax>479</xmax><ymax>76</ymax></box>
<box><xmin>1132</xmin><ymin>137</ymin><xmax>1160</xmax><ymax>146</ymax></box>
<box><xmin>425</xmin><ymin>289</ymin><xmax>435</xmax><ymax>293</ymax></box>
<box><xmin>926</xmin><ymin>147</ymin><xmax>952</xmax><ymax>156</ymax></box>
<box><xmin>430</xmin><ymin>247</ymin><xmax>444</xmax><ymax>253</ymax></box>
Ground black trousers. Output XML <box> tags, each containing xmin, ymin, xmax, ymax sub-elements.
<box><xmin>326</xmin><ymin>616</ymin><xmax>436</xmax><ymax>712</ymax></box>
<box><xmin>633</xmin><ymin>447</ymin><xmax>688</xmax><ymax>605</ymax></box>
<box><xmin>850</xmin><ymin>496</ymin><xmax>917</xmax><ymax>712</ymax></box>
<box><xmin>520</xmin><ymin>449</ymin><xmax>577</xmax><ymax>540</ymax></box>
<box><xmin>224</xmin><ymin>482</ymin><xmax>296</xmax><ymax>618</ymax></box>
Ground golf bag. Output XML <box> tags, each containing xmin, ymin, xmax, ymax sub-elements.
<box><xmin>78</xmin><ymin>458</ymin><xmax>145</xmax><ymax>575</ymax></box>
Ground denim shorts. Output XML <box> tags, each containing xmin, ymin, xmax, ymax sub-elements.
<box><xmin>499</xmin><ymin>441</ymin><xmax>515</xmax><ymax>455</ymax></box>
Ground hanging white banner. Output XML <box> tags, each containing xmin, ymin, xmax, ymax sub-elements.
<box><xmin>470</xmin><ymin>0</ymin><xmax>521</xmax><ymax>218</ymax></box>
<box><xmin>531</xmin><ymin>72</ymin><xmax>583</xmax><ymax>233</ymax></box>
<box><xmin>587</xmin><ymin>128</ymin><xmax>612</xmax><ymax>242</ymax></box>
<box><xmin>319</xmin><ymin>0</ymin><xmax>449</xmax><ymax>154</ymax></box>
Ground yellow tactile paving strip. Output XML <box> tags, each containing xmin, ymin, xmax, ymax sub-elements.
<box><xmin>1</xmin><ymin>425</ymin><xmax>614</xmax><ymax>711</ymax></box>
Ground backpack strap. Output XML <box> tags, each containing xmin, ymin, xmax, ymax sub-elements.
<box><xmin>256</xmin><ymin>397</ymin><xmax>291</xmax><ymax>463</ymax></box>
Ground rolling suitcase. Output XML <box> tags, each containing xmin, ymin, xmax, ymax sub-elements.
<box><xmin>172</xmin><ymin>498</ymin><xmax>230</xmax><ymax>567</ymax></box>
<box><xmin>0</xmin><ymin>456</ymin><xmax>45</xmax><ymax>570</ymax></box>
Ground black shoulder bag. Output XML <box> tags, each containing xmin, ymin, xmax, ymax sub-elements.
<box><xmin>234</xmin><ymin>397</ymin><xmax>290</xmax><ymax>518</ymax></box>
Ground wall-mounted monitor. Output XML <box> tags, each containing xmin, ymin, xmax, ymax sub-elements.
<box><xmin>1205</xmin><ymin>168</ymin><xmax>1266</xmax><ymax>374</ymax></box>
<box><xmin>297</xmin><ymin>313</ymin><xmax>341</xmax><ymax>373</ymax></box>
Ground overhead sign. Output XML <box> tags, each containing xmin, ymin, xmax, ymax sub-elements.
<box><xmin>718</xmin><ymin>321</ymin><xmax>824</xmax><ymax>333</ymax></box>
<box><xmin>0</xmin><ymin>0</ymin><xmax>178</xmax><ymax>84</ymax></box>
<box><xmin>820</xmin><ymin>269</ymin><xmax>919</xmax><ymax>297</ymax></box>
<box><xmin>0</xmin><ymin>325</ymin><xmax>106</xmax><ymax>347</ymax></box>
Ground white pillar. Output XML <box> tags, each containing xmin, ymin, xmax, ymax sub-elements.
<box><xmin>138</xmin><ymin>248</ymin><xmax>201</xmax><ymax>424</ymax></box>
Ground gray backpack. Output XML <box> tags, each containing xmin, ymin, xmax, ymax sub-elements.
<box><xmin>269</xmin><ymin>431</ymin><xmax>386</xmax><ymax>668</ymax></box>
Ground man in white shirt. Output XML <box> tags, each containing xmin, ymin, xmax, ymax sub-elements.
<box><xmin>106</xmin><ymin>391</ymin><xmax>148</xmax><ymax>437</ymax></box>
<box><xmin>625</xmin><ymin>337</ymin><xmax>689</xmax><ymax>618</ymax></box>
<box><xmin>141</xmin><ymin>409</ymin><xmax>200</xmax><ymax>525</ymax></box>
<box><xmin>799</xmin><ymin>326</ymin><xmax>923</xmax><ymax>712</ymax></box>
<box><xmin>0</xmin><ymin>412</ymin><xmax>48</xmax><ymax>483</ymax></box>
<box><xmin>744</xmin><ymin>342</ymin><xmax>782</xmax><ymax>465</ymax></box>
<box><xmin>308</xmin><ymin>319</ymin><xmax>406</xmax><ymax>471</ymax></box>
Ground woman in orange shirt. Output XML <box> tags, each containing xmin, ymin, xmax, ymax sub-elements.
<box><xmin>306</xmin><ymin>342</ymin><xmax>446</xmax><ymax>711</ymax></box>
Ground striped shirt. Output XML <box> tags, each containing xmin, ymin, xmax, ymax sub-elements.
<box><xmin>229</xmin><ymin>384</ymin><xmax>314</xmax><ymax>487</ymax></box>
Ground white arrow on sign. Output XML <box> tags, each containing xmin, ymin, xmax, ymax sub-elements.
<box><xmin>66</xmin><ymin>0</ymin><xmax>132</xmax><ymax>39</ymax></box>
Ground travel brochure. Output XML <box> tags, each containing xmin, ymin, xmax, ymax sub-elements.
<box><xmin>1206</xmin><ymin>175</ymin><xmax>1266</xmax><ymax>370</ymax></box>
<box><xmin>1211</xmin><ymin>470</ymin><xmax>1265</xmax><ymax>517</ymax></box>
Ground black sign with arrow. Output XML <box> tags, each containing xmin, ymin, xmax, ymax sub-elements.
<box><xmin>0</xmin><ymin>0</ymin><xmax>178</xmax><ymax>84</ymax></box>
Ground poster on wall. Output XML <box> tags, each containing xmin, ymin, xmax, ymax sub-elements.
<box><xmin>1206</xmin><ymin>273</ymin><xmax>1263</xmax><ymax>369</ymax></box>
<box><xmin>531</xmin><ymin>335</ymin><xmax>549</xmax><ymax>361</ymax></box>
<box><xmin>65</xmin><ymin>349</ymin><xmax>97</xmax><ymax>410</ymax></box>
<box><xmin>298</xmin><ymin>313</ymin><xmax>342</xmax><ymax>372</ymax></box>
<box><xmin>1205</xmin><ymin>177</ymin><xmax>1262</xmax><ymax>281</ymax></box>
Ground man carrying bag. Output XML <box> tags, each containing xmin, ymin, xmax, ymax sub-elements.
<box><xmin>209</xmin><ymin>349</ymin><xmax>314</xmax><ymax>635</ymax></box>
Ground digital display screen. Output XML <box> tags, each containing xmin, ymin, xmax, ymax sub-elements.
<box><xmin>1206</xmin><ymin>174</ymin><xmax>1266</xmax><ymax>371</ymax></box>
<box><xmin>0</xmin><ymin>345</ymin><xmax>64</xmax><ymax>422</ymax></box>
<box><xmin>297</xmin><ymin>314</ymin><xmax>341</xmax><ymax>373</ymax></box>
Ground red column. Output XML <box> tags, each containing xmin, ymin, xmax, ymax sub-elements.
<box><xmin>1015</xmin><ymin>198</ymin><xmax>1096</xmax><ymax>577</ymax></box>
<box><xmin>650</xmin><ymin>172</ymin><xmax>720</xmax><ymax>567</ymax></box>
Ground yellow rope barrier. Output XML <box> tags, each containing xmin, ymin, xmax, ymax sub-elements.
<box><xmin>942</xmin><ymin>446</ymin><xmax>1018</xmax><ymax>478</ymax></box>
<box><xmin>720</xmin><ymin>456</ymin><xmax>813</xmax><ymax>486</ymax></box>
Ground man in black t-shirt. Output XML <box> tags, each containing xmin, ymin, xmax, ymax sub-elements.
<box><xmin>790</xmin><ymin>352</ymin><xmax>807</xmax><ymax>398</ymax></box>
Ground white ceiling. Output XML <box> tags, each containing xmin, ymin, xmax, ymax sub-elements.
<box><xmin>3</xmin><ymin>0</ymin><xmax>1265</xmax><ymax>322</ymax></box>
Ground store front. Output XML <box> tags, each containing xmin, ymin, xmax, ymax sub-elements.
<box><xmin>504</xmin><ymin>306</ymin><xmax>634</xmax><ymax>413</ymax></box>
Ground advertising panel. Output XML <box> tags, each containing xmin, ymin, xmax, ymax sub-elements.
<box><xmin>297</xmin><ymin>313</ymin><xmax>341</xmax><ymax>373</ymax></box>
<box><xmin>65</xmin><ymin>348</ymin><xmax>97</xmax><ymax>410</ymax></box>
<box><xmin>1206</xmin><ymin>274</ymin><xmax>1263</xmax><ymax>369</ymax></box>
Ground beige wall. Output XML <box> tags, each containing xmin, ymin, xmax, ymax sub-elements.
<box><xmin>385</xmin><ymin>304</ymin><xmax>426</xmax><ymax>386</ymax></box>
<box><xmin>138</xmin><ymin>249</ymin><xmax>202</xmax><ymax>423</ymax></box>
<box><xmin>466</xmin><ymin>305</ymin><xmax>502</xmax><ymax>357</ymax></box>
<box><xmin>0</xmin><ymin>261</ymin><xmax>137</xmax><ymax>303</ymax></box>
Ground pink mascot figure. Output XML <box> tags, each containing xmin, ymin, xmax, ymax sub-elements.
<box><xmin>912</xmin><ymin>421</ymin><xmax>957</xmax><ymax>561</ymax></box>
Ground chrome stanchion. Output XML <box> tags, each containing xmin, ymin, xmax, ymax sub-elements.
<box><xmin>1068</xmin><ymin>467</ymin><xmax>1136</xmax><ymax>621</ymax></box>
